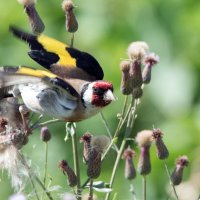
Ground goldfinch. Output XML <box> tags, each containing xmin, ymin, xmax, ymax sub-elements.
<box><xmin>0</xmin><ymin>66</ymin><xmax>114</xmax><ymax>122</ymax></box>
<box><xmin>1</xmin><ymin>27</ymin><xmax>115</xmax><ymax>121</ymax></box>
<box><xmin>9</xmin><ymin>26</ymin><xmax>104</xmax><ymax>81</ymax></box>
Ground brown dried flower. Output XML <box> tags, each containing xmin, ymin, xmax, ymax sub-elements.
<box><xmin>136</xmin><ymin>130</ymin><xmax>152</xmax><ymax>175</ymax></box>
<box><xmin>171</xmin><ymin>156</ymin><xmax>189</xmax><ymax>185</ymax></box>
<box><xmin>122</xmin><ymin>146</ymin><xmax>136</xmax><ymax>180</ymax></box>
<box><xmin>152</xmin><ymin>129</ymin><xmax>169</xmax><ymax>160</ymax></box>
<box><xmin>40</xmin><ymin>127</ymin><xmax>51</xmax><ymax>142</ymax></box>
<box><xmin>58</xmin><ymin>160</ymin><xmax>77</xmax><ymax>187</ymax></box>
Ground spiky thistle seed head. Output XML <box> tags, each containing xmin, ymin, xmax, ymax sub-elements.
<box><xmin>142</xmin><ymin>52</ymin><xmax>160</xmax><ymax>84</ymax></box>
<box><xmin>122</xmin><ymin>146</ymin><xmax>136</xmax><ymax>180</ymax></box>
<box><xmin>120</xmin><ymin>60</ymin><xmax>133</xmax><ymax>95</ymax></box>
<box><xmin>171</xmin><ymin>156</ymin><xmax>189</xmax><ymax>185</ymax></box>
<box><xmin>136</xmin><ymin>130</ymin><xmax>152</xmax><ymax>175</ymax></box>
<box><xmin>127</xmin><ymin>41</ymin><xmax>149</xmax><ymax>61</ymax></box>
<box><xmin>152</xmin><ymin>129</ymin><xmax>169</xmax><ymax>160</ymax></box>
<box><xmin>40</xmin><ymin>127</ymin><xmax>51</xmax><ymax>142</ymax></box>
<box><xmin>17</xmin><ymin>0</ymin><xmax>36</xmax><ymax>6</ymax></box>
<box><xmin>58</xmin><ymin>160</ymin><xmax>77</xmax><ymax>187</ymax></box>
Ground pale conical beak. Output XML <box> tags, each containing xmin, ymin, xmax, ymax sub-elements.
<box><xmin>104</xmin><ymin>90</ymin><xmax>116</xmax><ymax>101</ymax></box>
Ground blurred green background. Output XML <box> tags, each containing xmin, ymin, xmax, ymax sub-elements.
<box><xmin>1</xmin><ymin>0</ymin><xmax>200</xmax><ymax>199</ymax></box>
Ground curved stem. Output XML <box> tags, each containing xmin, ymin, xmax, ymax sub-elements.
<box><xmin>88</xmin><ymin>179</ymin><xmax>94</xmax><ymax>200</ymax></box>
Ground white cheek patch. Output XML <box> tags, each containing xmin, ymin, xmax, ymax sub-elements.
<box><xmin>82</xmin><ymin>83</ymin><xmax>94</xmax><ymax>105</ymax></box>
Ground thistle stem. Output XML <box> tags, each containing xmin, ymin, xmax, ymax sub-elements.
<box><xmin>71</xmin><ymin>33</ymin><xmax>75</xmax><ymax>47</ymax></box>
<box><xmin>143</xmin><ymin>175</ymin><xmax>146</xmax><ymax>200</ymax></box>
<box><xmin>164</xmin><ymin>160</ymin><xmax>179</xmax><ymax>200</ymax></box>
<box><xmin>43</xmin><ymin>142</ymin><xmax>48</xmax><ymax>185</ymax></box>
<box><xmin>71</xmin><ymin>128</ymin><xmax>81</xmax><ymax>200</ymax></box>
<box><xmin>88</xmin><ymin>179</ymin><xmax>94</xmax><ymax>200</ymax></box>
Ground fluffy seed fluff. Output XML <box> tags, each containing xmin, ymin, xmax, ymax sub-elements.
<box><xmin>17</xmin><ymin>0</ymin><xmax>36</xmax><ymax>6</ymax></box>
<box><xmin>62</xmin><ymin>0</ymin><xmax>74</xmax><ymax>12</ymax></box>
<box><xmin>127</xmin><ymin>41</ymin><xmax>149</xmax><ymax>60</ymax></box>
<box><xmin>91</xmin><ymin>135</ymin><xmax>110</xmax><ymax>153</ymax></box>
<box><xmin>0</xmin><ymin>145</ymin><xmax>30</xmax><ymax>191</ymax></box>
<box><xmin>136</xmin><ymin>130</ymin><xmax>152</xmax><ymax>147</ymax></box>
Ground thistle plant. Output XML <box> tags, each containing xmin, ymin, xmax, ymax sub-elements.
<box><xmin>0</xmin><ymin>1</ymin><xmax>191</xmax><ymax>200</ymax></box>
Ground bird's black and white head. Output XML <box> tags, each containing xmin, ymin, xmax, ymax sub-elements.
<box><xmin>81</xmin><ymin>81</ymin><xmax>115</xmax><ymax>108</ymax></box>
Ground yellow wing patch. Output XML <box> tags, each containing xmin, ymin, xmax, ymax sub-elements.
<box><xmin>38</xmin><ymin>35</ymin><xmax>76</xmax><ymax>66</ymax></box>
<box><xmin>17</xmin><ymin>66</ymin><xmax>57</xmax><ymax>78</ymax></box>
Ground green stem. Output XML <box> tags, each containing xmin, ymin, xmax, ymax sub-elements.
<box><xmin>31</xmin><ymin>119</ymin><xmax>61</xmax><ymax>130</ymax></box>
<box><xmin>43</xmin><ymin>142</ymin><xmax>48</xmax><ymax>185</ymax></box>
<box><xmin>71</xmin><ymin>128</ymin><xmax>81</xmax><ymax>200</ymax></box>
<box><xmin>164</xmin><ymin>160</ymin><xmax>179</xmax><ymax>200</ymax></box>
<box><xmin>100</xmin><ymin>112</ymin><xmax>118</xmax><ymax>152</ymax></box>
<box><xmin>35</xmin><ymin>176</ymin><xmax>54</xmax><ymax>200</ymax></box>
<box><xmin>89</xmin><ymin>179</ymin><xmax>94</xmax><ymax>200</ymax></box>
<box><xmin>71</xmin><ymin>33</ymin><xmax>75</xmax><ymax>47</ymax></box>
<box><xmin>105</xmin><ymin>139</ymin><xmax>126</xmax><ymax>200</ymax></box>
<box><xmin>143</xmin><ymin>175</ymin><xmax>146</xmax><ymax>200</ymax></box>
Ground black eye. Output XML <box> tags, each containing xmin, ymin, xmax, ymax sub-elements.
<box><xmin>93</xmin><ymin>87</ymin><xmax>104</xmax><ymax>95</ymax></box>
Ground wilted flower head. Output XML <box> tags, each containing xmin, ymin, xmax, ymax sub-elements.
<box><xmin>40</xmin><ymin>126</ymin><xmax>51</xmax><ymax>142</ymax></box>
<box><xmin>142</xmin><ymin>52</ymin><xmax>160</xmax><ymax>84</ymax></box>
<box><xmin>62</xmin><ymin>0</ymin><xmax>78</xmax><ymax>33</ymax></box>
<box><xmin>152</xmin><ymin>129</ymin><xmax>169</xmax><ymax>160</ymax></box>
<box><xmin>80</xmin><ymin>132</ymin><xmax>92</xmax><ymax>163</ymax></box>
<box><xmin>171</xmin><ymin>156</ymin><xmax>189</xmax><ymax>185</ymax></box>
<box><xmin>0</xmin><ymin>118</ymin><xmax>8</xmax><ymax>132</ymax></box>
<box><xmin>122</xmin><ymin>146</ymin><xmax>136</xmax><ymax>180</ymax></box>
<box><xmin>58</xmin><ymin>160</ymin><xmax>77</xmax><ymax>187</ymax></box>
<box><xmin>127</xmin><ymin>41</ymin><xmax>149</xmax><ymax>60</ymax></box>
<box><xmin>18</xmin><ymin>0</ymin><xmax>45</xmax><ymax>34</ymax></box>
<box><xmin>120</xmin><ymin>60</ymin><xmax>133</xmax><ymax>95</ymax></box>
<box><xmin>136</xmin><ymin>130</ymin><xmax>152</xmax><ymax>175</ymax></box>
<box><xmin>132</xmin><ymin>87</ymin><xmax>143</xmax><ymax>99</ymax></box>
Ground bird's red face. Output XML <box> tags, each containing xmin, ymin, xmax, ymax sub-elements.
<box><xmin>91</xmin><ymin>81</ymin><xmax>114</xmax><ymax>107</ymax></box>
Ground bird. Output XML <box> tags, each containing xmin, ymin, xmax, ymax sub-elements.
<box><xmin>0</xmin><ymin>27</ymin><xmax>115</xmax><ymax>122</ymax></box>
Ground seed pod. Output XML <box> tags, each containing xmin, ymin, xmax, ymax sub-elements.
<box><xmin>40</xmin><ymin>127</ymin><xmax>51</xmax><ymax>142</ymax></box>
<box><xmin>122</xmin><ymin>146</ymin><xmax>136</xmax><ymax>180</ymax></box>
<box><xmin>58</xmin><ymin>160</ymin><xmax>77</xmax><ymax>187</ymax></box>
<box><xmin>0</xmin><ymin>118</ymin><xmax>8</xmax><ymax>132</ymax></box>
<box><xmin>152</xmin><ymin>129</ymin><xmax>169</xmax><ymax>160</ymax></box>
<box><xmin>136</xmin><ymin>130</ymin><xmax>152</xmax><ymax>175</ymax></box>
<box><xmin>171</xmin><ymin>156</ymin><xmax>189</xmax><ymax>185</ymax></box>
<box><xmin>62</xmin><ymin>0</ymin><xmax>78</xmax><ymax>33</ymax></box>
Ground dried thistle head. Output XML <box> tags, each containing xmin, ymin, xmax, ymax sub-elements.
<box><xmin>171</xmin><ymin>156</ymin><xmax>189</xmax><ymax>185</ymax></box>
<box><xmin>0</xmin><ymin>118</ymin><xmax>8</xmax><ymax>132</ymax></box>
<box><xmin>152</xmin><ymin>129</ymin><xmax>169</xmax><ymax>160</ymax></box>
<box><xmin>136</xmin><ymin>130</ymin><xmax>152</xmax><ymax>175</ymax></box>
<box><xmin>80</xmin><ymin>132</ymin><xmax>92</xmax><ymax>163</ymax></box>
<box><xmin>142</xmin><ymin>52</ymin><xmax>160</xmax><ymax>84</ymax></box>
<box><xmin>136</xmin><ymin>130</ymin><xmax>152</xmax><ymax>147</ymax></box>
<box><xmin>120</xmin><ymin>60</ymin><xmax>133</xmax><ymax>95</ymax></box>
<box><xmin>127</xmin><ymin>41</ymin><xmax>149</xmax><ymax>61</ymax></box>
<box><xmin>58</xmin><ymin>160</ymin><xmax>77</xmax><ymax>187</ymax></box>
<box><xmin>132</xmin><ymin>87</ymin><xmax>143</xmax><ymax>99</ymax></box>
<box><xmin>122</xmin><ymin>146</ymin><xmax>136</xmax><ymax>180</ymax></box>
<box><xmin>62</xmin><ymin>0</ymin><xmax>78</xmax><ymax>33</ymax></box>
